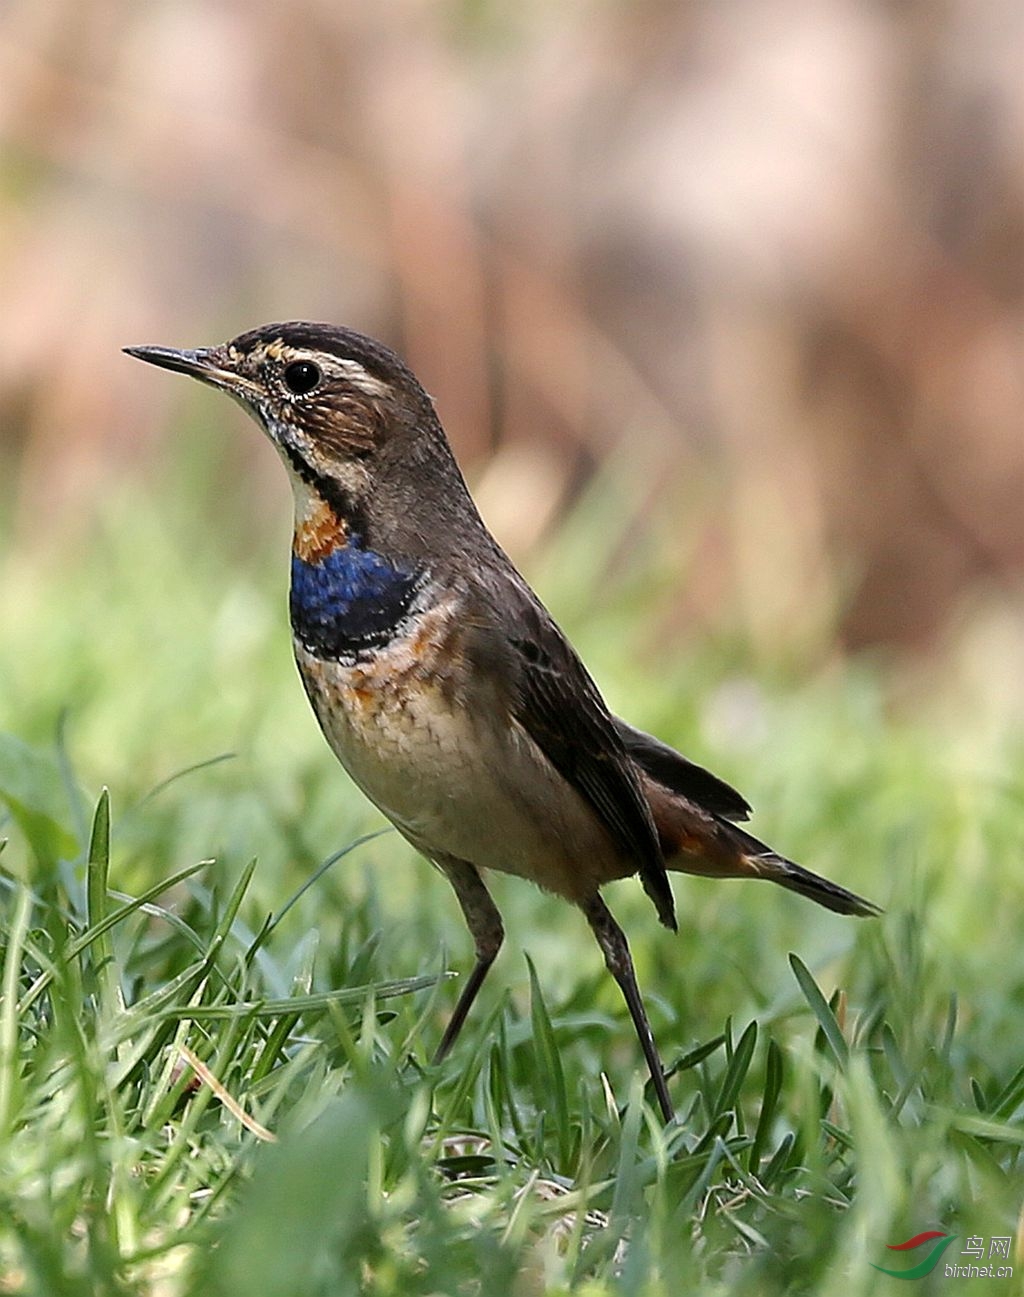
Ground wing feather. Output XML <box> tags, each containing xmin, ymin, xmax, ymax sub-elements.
<box><xmin>494</xmin><ymin>596</ymin><xmax>676</xmax><ymax>930</ymax></box>
<box><xmin>612</xmin><ymin>718</ymin><xmax>751</xmax><ymax>822</ymax></box>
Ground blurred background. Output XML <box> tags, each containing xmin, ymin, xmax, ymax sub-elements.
<box><xmin>1</xmin><ymin>0</ymin><xmax>1022</xmax><ymax>759</ymax></box>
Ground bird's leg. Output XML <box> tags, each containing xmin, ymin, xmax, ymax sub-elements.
<box><xmin>581</xmin><ymin>893</ymin><xmax>674</xmax><ymax>1123</ymax></box>
<box><xmin>433</xmin><ymin>858</ymin><xmax>504</xmax><ymax>1063</ymax></box>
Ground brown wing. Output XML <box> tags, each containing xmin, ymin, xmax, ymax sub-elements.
<box><xmin>613</xmin><ymin>718</ymin><xmax>752</xmax><ymax>822</ymax></box>
<box><xmin>493</xmin><ymin>595</ymin><xmax>676</xmax><ymax>931</ymax></box>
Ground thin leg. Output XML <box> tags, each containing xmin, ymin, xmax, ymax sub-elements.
<box><xmin>581</xmin><ymin>893</ymin><xmax>674</xmax><ymax>1123</ymax></box>
<box><xmin>433</xmin><ymin>858</ymin><xmax>504</xmax><ymax>1064</ymax></box>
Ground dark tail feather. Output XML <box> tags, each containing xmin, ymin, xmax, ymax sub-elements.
<box><xmin>729</xmin><ymin>824</ymin><xmax>880</xmax><ymax>916</ymax></box>
<box><xmin>763</xmin><ymin>854</ymin><xmax>882</xmax><ymax>917</ymax></box>
<box><xmin>644</xmin><ymin>771</ymin><xmax>881</xmax><ymax>918</ymax></box>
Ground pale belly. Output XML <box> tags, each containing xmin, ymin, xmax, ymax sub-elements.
<box><xmin>292</xmin><ymin>631</ymin><xmax>627</xmax><ymax>901</ymax></box>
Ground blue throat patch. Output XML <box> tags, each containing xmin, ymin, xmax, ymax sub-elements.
<box><xmin>290</xmin><ymin>537</ymin><xmax>422</xmax><ymax>660</ymax></box>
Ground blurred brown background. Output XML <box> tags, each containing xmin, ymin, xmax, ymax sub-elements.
<box><xmin>1</xmin><ymin>0</ymin><xmax>1022</xmax><ymax>660</ymax></box>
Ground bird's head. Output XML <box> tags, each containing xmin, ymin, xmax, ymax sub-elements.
<box><xmin>126</xmin><ymin>322</ymin><xmax>450</xmax><ymax>523</ymax></box>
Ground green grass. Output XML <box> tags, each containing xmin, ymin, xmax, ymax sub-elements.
<box><xmin>0</xmin><ymin>454</ymin><xmax>1021</xmax><ymax>1295</ymax></box>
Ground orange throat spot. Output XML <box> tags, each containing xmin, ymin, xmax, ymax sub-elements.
<box><xmin>294</xmin><ymin>501</ymin><xmax>348</xmax><ymax>562</ymax></box>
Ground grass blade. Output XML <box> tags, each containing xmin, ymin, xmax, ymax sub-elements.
<box><xmin>748</xmin><ymin>1037</ymin><xmax>784</xmax><ymax>1173</ymax></box>
<box><xmin>712</xmin><ymin>1018</ymin><xmax>757</xmax><ymax>1124</ymax></box>
<box><xmin>18</xmin><ymin>858</ymin><xmax>213</xmax><ymax>1014</ymax></box>
<box><xmin>86</xmin><ymin>788</ymin><xmax>126</xmax><ymax>1018</ymax></box>
<box><xmin>789</xmin><ymin>953</ymin><xmax>849</xmax><ymax>1068</ymax></box>
<box><xmin>527</xmin><ymin>955</ymin><xmax>571</xmax><ymax>1167</ymax></box>
<box><xmin>0</xmin><ymin>886</ymin><xmax>32</xmax><ymax>1136</ymax></box>
<box><xmin>150</xmin><ymin>972</ymin><xmax>444</xmax><ymax>1021</ymax></box>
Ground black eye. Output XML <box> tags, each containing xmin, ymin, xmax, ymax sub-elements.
<box><xmin>283</xmin><ymin>361</ymin><xmax>321</xmax><ymax>395</ymax></box>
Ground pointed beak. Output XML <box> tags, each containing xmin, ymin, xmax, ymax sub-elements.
<box><xmin>123</xmin><ymin>344</ymin><xmax>257</xmax><ymax>399</ymax></box>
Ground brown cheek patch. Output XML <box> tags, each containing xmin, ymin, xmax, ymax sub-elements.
<box><xmin>307</xmin><ymin>395</ymin><xmax>383</xmax><ymax>457</ymax></box>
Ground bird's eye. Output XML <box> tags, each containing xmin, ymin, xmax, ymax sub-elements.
<box><xmin>283</xmin><ymin>360</ymin><xmax>322</xmax><ymax>395</ymax></box>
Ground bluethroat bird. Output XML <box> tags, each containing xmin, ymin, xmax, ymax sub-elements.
<box><xmin>126</xmin><ymin>322</ymin><xmax>879</xmax><ymax>1122</ymax></box>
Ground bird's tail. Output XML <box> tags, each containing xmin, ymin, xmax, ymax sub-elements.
<box><xmin>644</xmin><ymin>777</ymin><xmax>880</xmax><ymax>917</ymax></box>
<box><xmin>738</xmin><ymin>841</ymin><xmax>881</xmax><ymax>916</ymax></box>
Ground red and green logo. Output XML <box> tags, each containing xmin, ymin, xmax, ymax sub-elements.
<box><xmin>871</xmin><ymin>1231</ymin><xmax>957</xmax><ymax>1279</ymax></box>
